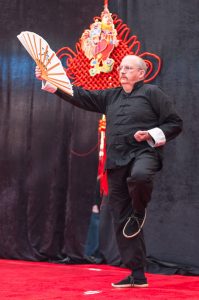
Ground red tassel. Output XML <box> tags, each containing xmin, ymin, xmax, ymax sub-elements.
<box><xmin>98</xmin><ymin>116</ymin><xmax>108</xmax><ymax>196</ymax></box>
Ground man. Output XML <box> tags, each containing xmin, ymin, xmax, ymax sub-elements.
<box><xmin>35</xmin><ymin>55</ymin><xmax>182</xmax><ymax>288</ymax></box>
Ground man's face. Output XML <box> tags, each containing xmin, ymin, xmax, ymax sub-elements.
<box><xmin>118</xmin><ymin>56</ymin><xmax>145</xmax><ymax>88</ymax></box>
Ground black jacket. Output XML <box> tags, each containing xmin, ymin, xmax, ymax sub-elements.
<box><xmin>56</xmin><ymin>81</ymin><xmax>183</xmax><ymax>169</ymax></box>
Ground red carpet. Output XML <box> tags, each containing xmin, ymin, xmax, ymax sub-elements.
<box><xmin>0</xmin><ymin>259</ymin><xmax>198</xmax><ymax>299</ymax></box>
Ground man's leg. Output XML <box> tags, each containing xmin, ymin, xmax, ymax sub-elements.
<box><xmin>123</xmin><ymin>151</ymin><xmax>161</xmax><ymax>239</ymax></box>
<box><xmin>128</xmin><ymin>151</ymin><xmax>161</xmax><ymax>214</ymax></box>
<box><xmin>107</xmin><ymin>165</ymin><xmax>147</xmax><ymax>287</ymax></box>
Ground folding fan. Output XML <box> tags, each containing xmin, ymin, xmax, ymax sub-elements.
<box><xmin>17</xmin><ymin>31</ymin><xmax>73</xmax><ymax>95</ymax></box>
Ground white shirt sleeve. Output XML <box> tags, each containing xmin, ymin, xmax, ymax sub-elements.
<box><xmin>147</xmin><ymin>127</ymin><xmax>166</xmax><ymax>147</ymax></box>
<box><xmin>41</xmin><ymin>80</ymin><xmax>74</xmax><ymax>96</ymax></box>
<box><xmin>42</xmin><ymin>81</ymin><xmax>57</xmax><ymax>93</ymax></box>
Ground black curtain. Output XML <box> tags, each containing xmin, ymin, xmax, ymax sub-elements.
<box><xmin>0</xmin><ymin>0</ymin><xmax>199</xmax><ymax>274</ymax></box>
<box><xmin>0</xmin><ymin>0</ymin><xmax>102</xmax><ymax>262</ymax></box>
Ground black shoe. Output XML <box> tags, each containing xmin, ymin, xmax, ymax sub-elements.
<box><xmin>123</xmin><ymin>210</ymin><xmax>146</xmax><ymax>238</ymax></box>
<box><xmin>112</xmin><ymin>275</ymin><xmax>148</xmax><ymax>288</ymax></box>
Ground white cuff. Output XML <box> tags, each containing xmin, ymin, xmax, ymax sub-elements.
<box><xmin>42</xmin><ymin>81</ymin><xmax>57</xmax><ymax>93</ymax></box>
<box><xmin>147</xmin><ymin>127</ymin><xmax>166</xmax><ymax>148</ymax></box>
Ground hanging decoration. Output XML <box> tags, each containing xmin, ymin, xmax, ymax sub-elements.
<box><xmin>80</xmin><ymin>3</ymin><xmax>119</xmax><ymax>76</ymax></box>
<box><xmin>56</xmin><ymin>0</ymin><xmax>162</xmax><ymax>196</ymax></box>
<box><xmin>56</xmin><ymin>1</ymin><xmax>161</xmax><ymax>90</ymax></box>
<box><xmin>98</xmin><ymin>115</ymin><xmax>108</xmax><ymax>196</ymax></box>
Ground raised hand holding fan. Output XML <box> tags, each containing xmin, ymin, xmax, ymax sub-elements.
<box><xmin>17</xmin><ymin>31</ymin><xmax>73</xmax><ymax>95</ymax></box>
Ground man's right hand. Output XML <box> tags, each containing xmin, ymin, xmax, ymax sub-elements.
<box><xmin>134</xmin><ymin>130</ymin><xmax>151</xmax><ymax>142</ymax></box>
<box><xmin>35</xmin><ymin>66</ymin><xmax>42</xmax><ymax>81</ymax></box>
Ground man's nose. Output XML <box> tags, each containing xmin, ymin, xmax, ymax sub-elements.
<box><xmin>121</xmin><ymin>68</ymin><xmax>127</xmax><ymax>74</ymax></box>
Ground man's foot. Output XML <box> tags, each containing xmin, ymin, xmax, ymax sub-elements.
<box><xmin>123</xmin><ymin>210</ymin><xmax>146</xmax><ymax>238</ymax></box>
<box><xmin>112</xmin><ymin>275</ymin><xmax>148</xmax><ymax>288</ymax></box>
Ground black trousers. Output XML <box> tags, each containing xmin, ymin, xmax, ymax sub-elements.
<box><xmin>107</xmin><ymin>151</ymin><xmax>161</xmax><ymax>278</ymax></box>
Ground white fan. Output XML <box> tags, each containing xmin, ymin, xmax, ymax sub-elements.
<box><xmin>17</xmin><ymin>31</ymin><xmax>73</xmax><ymax>95</ymax></box>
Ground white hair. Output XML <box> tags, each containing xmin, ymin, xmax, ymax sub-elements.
<box><xmin>124</xmin><ymin>55</ymin><xmax>147</xmax><ymax>73</ymax></box>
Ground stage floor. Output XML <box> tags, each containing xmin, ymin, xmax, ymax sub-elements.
<box><xmin>0</xmin><ymin>259</ymin><xmax>198</xmax><ymax>299</ymax></box>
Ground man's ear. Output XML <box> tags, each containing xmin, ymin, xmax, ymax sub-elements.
<box><xmin>139</xmin><ymin>69</ymin><xmax>145</xmax><ymax>79</ymax></box>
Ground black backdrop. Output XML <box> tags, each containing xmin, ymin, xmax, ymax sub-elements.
<box><xmin>0</xmin><ymin>0</ymin><xmax>199</xmax><ymax>274</ymax></box>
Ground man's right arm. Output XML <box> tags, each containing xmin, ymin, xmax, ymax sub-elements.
<box><xmin>35</xmin><ymin>66</ymin><xmax>106</xmax><ymax>114</ymax></box>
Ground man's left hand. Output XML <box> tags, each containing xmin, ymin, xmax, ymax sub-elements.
<box><xmin>134</xmin><ymin>131</ymin><xmax>150</xmax><ymax>142</ymax></box>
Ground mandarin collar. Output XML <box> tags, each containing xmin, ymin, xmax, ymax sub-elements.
<box><xmin>122</xmin><ymin>80</ymin><xmax>144</xmax><ymax>96</ymax></box>
<box><xmin>134</xmin><ymin>80</ymin><xmax>144</xmax><ymax>90</ymax></box>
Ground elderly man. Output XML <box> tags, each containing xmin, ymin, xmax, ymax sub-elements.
<box><xmin>35</xmin><ymin>55</ymin><xmax>182</xmax><ymax>288</ymax></box>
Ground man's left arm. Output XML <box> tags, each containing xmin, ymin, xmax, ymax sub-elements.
<box><xmin>134</xmin><ymin>86</ymin><xmax>183</xmax><ymax>147</ymax></box>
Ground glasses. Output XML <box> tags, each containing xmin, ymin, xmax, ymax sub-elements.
<box><xmin>117</xmin><ymin>65</ymin><xmax>139</xmax><ymax>72</ymax></box>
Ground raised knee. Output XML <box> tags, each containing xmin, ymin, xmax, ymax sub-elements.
<box><xmin>127</xmin><ymin>171</ymin><xmax>151</xmax><ymax>183</ymax></box>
